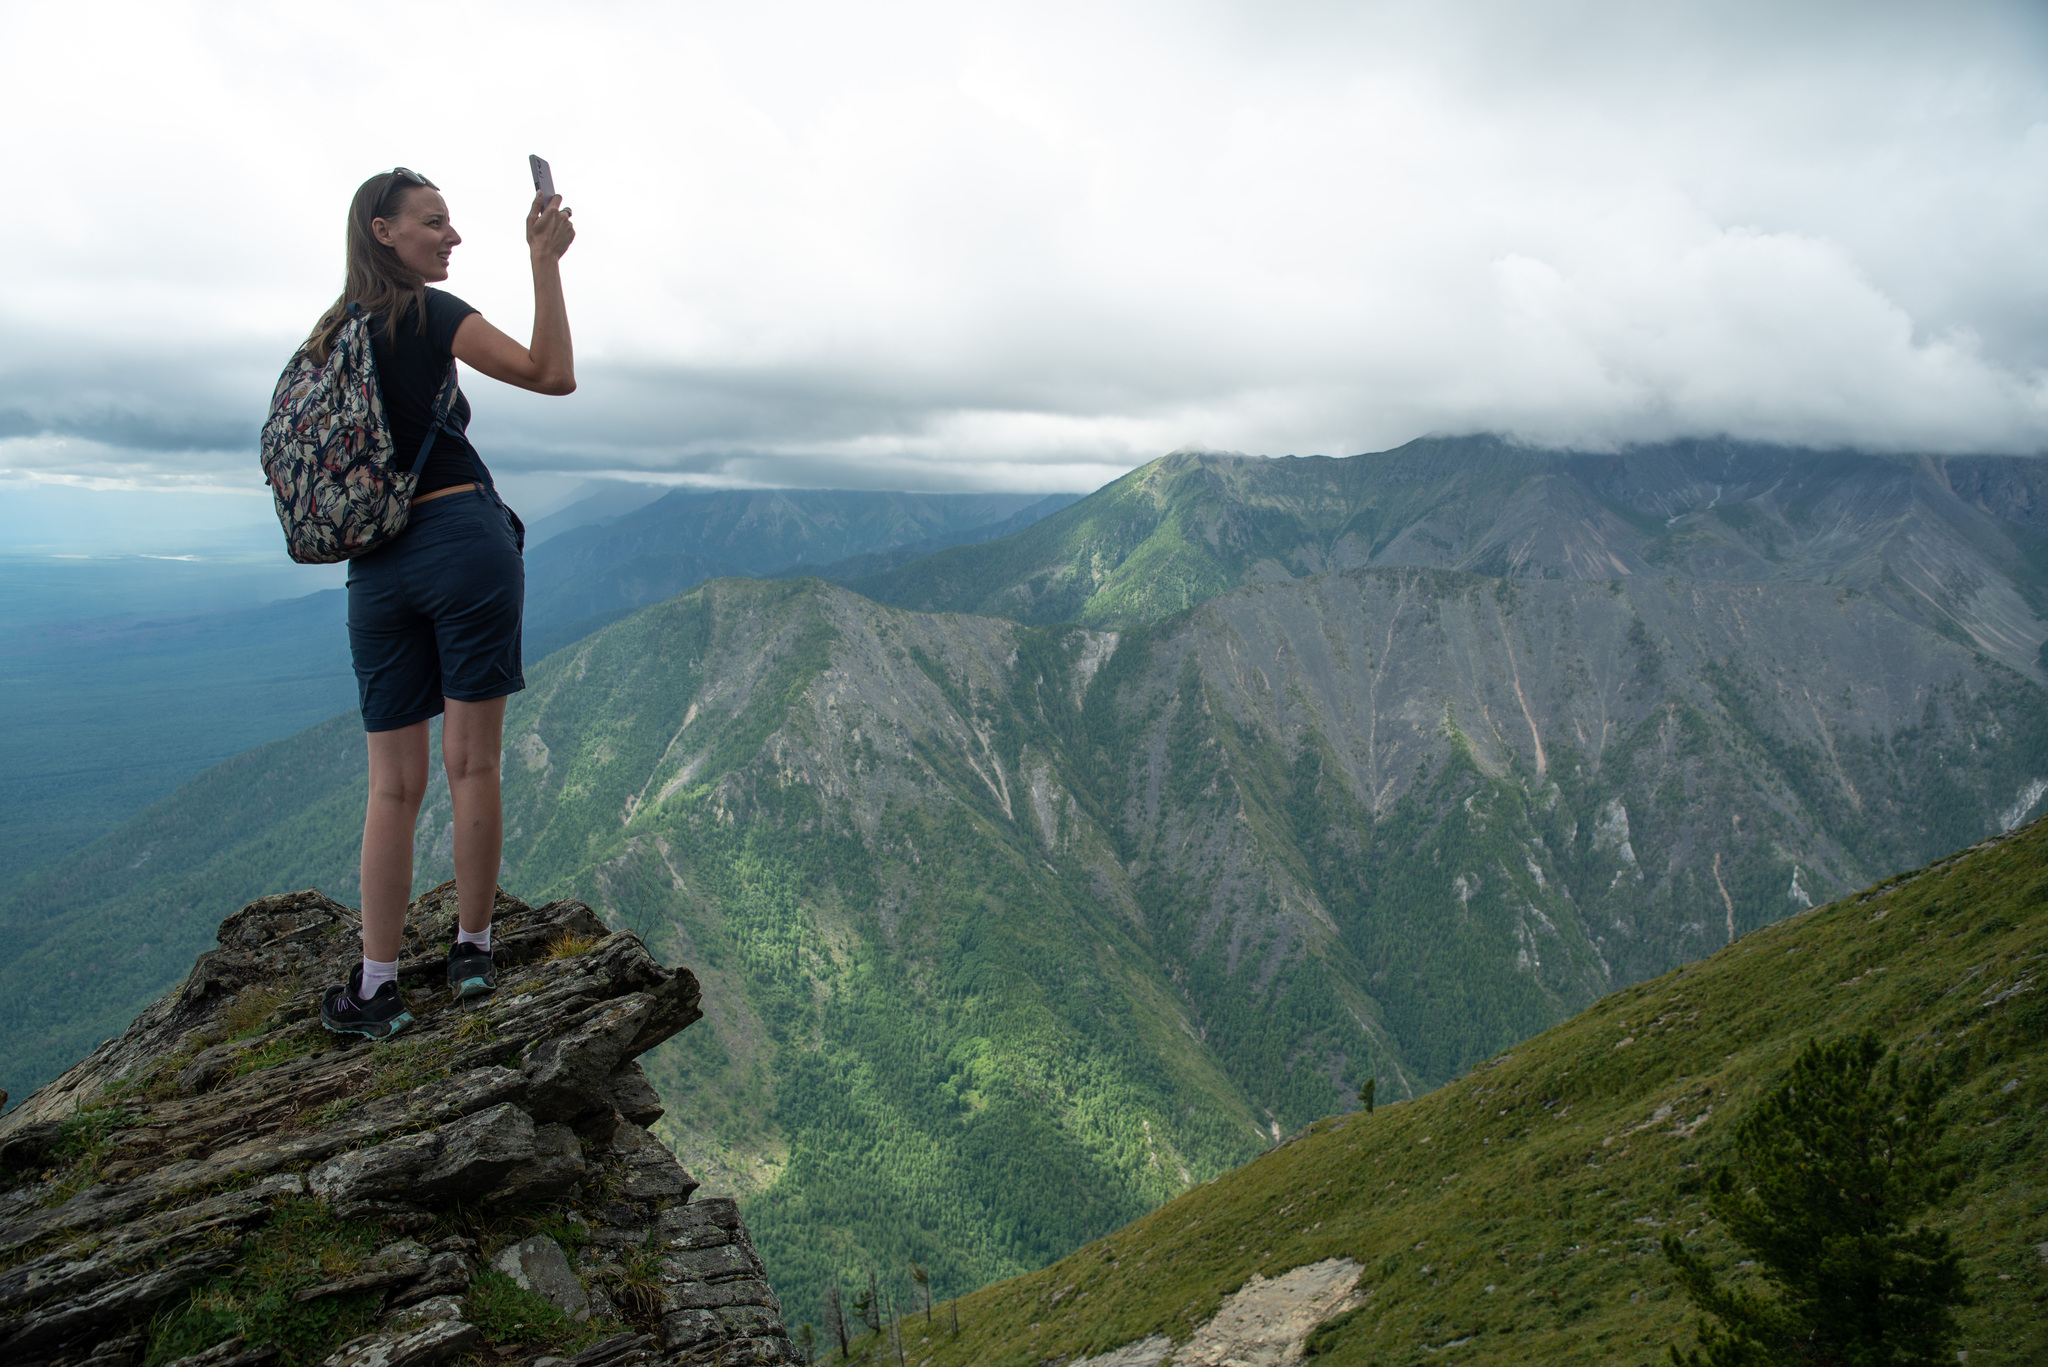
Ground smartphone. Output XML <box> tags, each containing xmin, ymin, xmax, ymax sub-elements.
<box><xmin>529</xmin><ymin>154</ymin><xmax>555</xmax><ymax>203</ymax></box>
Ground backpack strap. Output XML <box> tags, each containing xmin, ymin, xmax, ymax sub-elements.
<box><xmin>406</xmin><ymin>361</ymin><xmax>463</xmax><ymax>478</ymax></box>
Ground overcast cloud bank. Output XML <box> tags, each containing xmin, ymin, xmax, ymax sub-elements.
<box><xmin>3</xmin><ymin>0</ymin><xmax>2045</xmax><ymax>520</ymax></box>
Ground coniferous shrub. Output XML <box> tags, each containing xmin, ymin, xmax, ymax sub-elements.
<box><xmin>1661</xmin><ymin>1030</ymin><xmax>1969</xmax><ymax>1366</ymax></box>
<box><xmin>910</xmin><ymin>1261</ymin><xmax>932</xmax><ymax>1324</ymax></box>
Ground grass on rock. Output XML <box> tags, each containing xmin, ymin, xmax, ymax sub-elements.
<box><xmin>463</xmin><ymin>1268</ymin><xmax>585</xmax><ymax>1347</ymax></box>
<box><xmin>146</xmin><ymin>1201</ymin><xmax>385</xmax><ymax>1367</ymax></box>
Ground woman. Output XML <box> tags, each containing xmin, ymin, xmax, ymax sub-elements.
<box><xmin>310</xmin><ymin>166</ymin><xmax>576</xmax><ymax>1040</ymax></box>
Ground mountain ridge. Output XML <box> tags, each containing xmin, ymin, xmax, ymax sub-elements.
<box><xmin>522</xmin><ymin>488</ymin><xmax>1079</xmax><ymax>659</ymax></box>
<box><xmin>0</xmin><ymin>490</ymin><xmax>1082</xmax><ymax>890</ymax></box>
<box><xmin>848</xmin><ymin>437</ymin><xmax>2048</xmax><ymax>679</ymax></box>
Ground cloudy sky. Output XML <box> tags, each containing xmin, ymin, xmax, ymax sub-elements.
<box><xmin>3</xmin><ymin>0</ymin><xmax>2045</xmax><ymax>544</ymax></box>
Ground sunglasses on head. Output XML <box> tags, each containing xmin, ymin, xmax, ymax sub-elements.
<box><xmin>375</xmin><ymin>167</ymin><xmax>439</xmax><ymax>214</ymax></box>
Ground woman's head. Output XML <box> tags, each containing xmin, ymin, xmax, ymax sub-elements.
<box><xmin>307</xmin><ymin>168</ymin><xmax>459</xmax><ymax>363</ymax></box>
<box><xmin>360</xmin><ymin>169</ymin><xmax>461</xmax><ymax>284</ymax></box>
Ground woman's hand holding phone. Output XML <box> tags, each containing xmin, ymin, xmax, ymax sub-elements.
<box><xmin>454</xmin><ymin>156</ymin><xmax>575</xmax><ymax>395</ymax></box>
<box><xmin>527</xmin><ymin>191</ymin><xmax>575</xmax><ymax>262</ymax></box>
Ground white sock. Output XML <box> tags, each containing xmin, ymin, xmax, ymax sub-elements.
<box><xmin>457</xmin><ymin>925</ymin><xmax>491</xmax><ymax>953</ymax></box>
<box><xmin>359</xmin><ymin>956</ymin><xmax>398</xmax><ymax>998</ymax></box>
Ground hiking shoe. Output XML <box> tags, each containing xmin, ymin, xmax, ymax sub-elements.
<box><xmin>447</xmin><ymin>941</ymin><xmax>497</xmax><ymax>1001</ymax></box>
<box><xmin>321</xmin><ymin>965</ymin><xmax>414</xmax><ymax>1041</ymax></box>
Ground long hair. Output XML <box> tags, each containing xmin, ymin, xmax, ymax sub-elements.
<box><xmin>305</xmin><ymin>170</ymin><xmax>437</xmax><ymax>365</ymax></box>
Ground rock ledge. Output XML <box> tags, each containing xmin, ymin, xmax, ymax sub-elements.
<box><xmin>0</xmin><ymin>885</ymin><xmax>796</xmax><ymax>1367</ymax></box>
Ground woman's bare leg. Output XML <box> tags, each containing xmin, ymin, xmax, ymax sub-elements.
<box><xmin>362</xmin><ymin>720</ymin><xmax>432</xmax><ymax>962</ymax></box>
<box><xmin>443</xmin><ymin>696</ymin><xmax>508</xmax><ymax>935</ymax></box>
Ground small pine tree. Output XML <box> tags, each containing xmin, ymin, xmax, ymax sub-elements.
<box><xmin>797</xmin><ymin>1323</ymin><xmax>816</xmax><ymax>1366</ymax></box>
<box><xmin>910</xmin><ymin>1261</ymin><xmax>932</xmax><ymax>1325</ymax></box>
<box><xmin>857</xmin><ymin>1267</ymin><xmax>882</xmax><ymax>1333</ymax></box>
<box><xmin>1661</xmin><ymin>1031</ymin><xmax>1968</xmax><ymax>1367</ymax></box>
<box><xmin>1358</xmin><ymin>1077</ymin><xmax>1376</xmax><ymax>1114</ymax></box>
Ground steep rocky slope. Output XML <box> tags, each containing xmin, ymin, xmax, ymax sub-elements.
<box><xmin>908</xmin><ymin>814</ymin><xmax>2048</xmax><ymax>1367</ymax></box>
<box><xmin>849</xmin><ymin>438</ymin><xmax>2048</xmax><ymax>679</ymax></box>
<box><xmin>0</xmin><ymin>885</ymin><xmax>795</xmax><ymax>1367</ymax></box>
<box><xmin>9</xmin><ymin>569</ymin><xmax>2043</xmax><ymax>1330</ymax></box>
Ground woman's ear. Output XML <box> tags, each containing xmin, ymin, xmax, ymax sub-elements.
<box><xmin>370</xmin><ymin>217</ymin><xmax>397</xmax><ymax>247</ymax></box>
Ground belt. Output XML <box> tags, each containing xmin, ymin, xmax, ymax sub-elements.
<box><xmin>412</xmin><ymin>482</ymin><xmax>483</xmax><ymax>505</ymax></box>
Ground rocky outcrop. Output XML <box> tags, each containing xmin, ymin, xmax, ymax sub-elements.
<box><xmin>0</xmin><ymin>884</ymin><xmax>796</xmax><ymax>1367</ymax></box>
<box><xmin>1063</xmin><ymin>1259</ymin><xmax>1366</xmax><ymax>1367</ymax></box>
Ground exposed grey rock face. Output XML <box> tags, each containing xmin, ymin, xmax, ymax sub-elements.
<box><xmin>310</xmin><ymin>1102</ymin><xmax>543</xmax><ymax>1210</ymax></box>
<box><xmin>0</xmin><ymin>884</ymin><xmax>795</xmax><ymax>1367</ymax></box>
<box><xmin>643</xmin><ymin>1202</ymin><xmax>786</xmax><ymax>1357</ymax></box>
<box><xmin>319</xmin><ymin>1314</ymin><xmax>480</xmax><ymax>1367</ymax></box>
<box><xmin>494</xmin><ymin>1236</ymin><xmax>592</xmax><ymax>1320</ymax></box>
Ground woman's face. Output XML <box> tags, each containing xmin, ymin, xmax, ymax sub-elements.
<box><xmin>371</xmin><ymin>187</ymin><xmax>460</xmax><ymax>282</ymax></box>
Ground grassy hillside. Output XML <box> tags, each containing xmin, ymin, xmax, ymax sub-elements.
<box><xmin>903</xmin><ymin>813</ymin><xmax>2048</xmax><ymax>1367</ymax></box>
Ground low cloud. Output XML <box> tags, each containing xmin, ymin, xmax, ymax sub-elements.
<box><xmin>2</xmin><ymin>0</ymin><xmax>2044</xmax><ymax>508</ymax></box>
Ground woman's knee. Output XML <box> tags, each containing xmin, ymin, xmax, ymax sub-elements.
<box><xmin>442</xmin><ymin>697</ymin><xmax>507</xmax><ymax>785</ymax></box>
<box><xmin>366</xmin><ymin>721</ymin><xmax>432</xmax><ymax>806</ymax></box>
<box><xmin>443</xmin><ymin>748</ymin><xmax>502</xmax><ymax>787</ymax></box>
<box><xmin>367</xmin><ymin>769</ymin><xmax>429</xmax><ymax>810</ymax></box>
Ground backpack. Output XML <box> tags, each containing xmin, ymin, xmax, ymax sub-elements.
<box><xmin>259</xmin><ymin>302</ymin><xmax>461</xmax><ymax>565</ymax></box>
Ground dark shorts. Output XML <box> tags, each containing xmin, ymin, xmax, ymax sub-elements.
<box><xmin>347</xmin><ymin>486</ymin><xmax>526</xmax><ymax>733</ymax></box>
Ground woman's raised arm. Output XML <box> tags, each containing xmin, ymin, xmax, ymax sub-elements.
<box><xmin>452</xmin><ymin>193</ymin><xmax>576</xmax><ymax>395</ymax></box>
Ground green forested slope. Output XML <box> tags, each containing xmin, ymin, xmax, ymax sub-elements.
<box><xmin>7</xmin><ymin>565</ymin><xmax>2043</xmax><ymax>1329</ymax></box>
<box><xmin>0</xmin><ymin>590</ymin><xmax>356</xmax><ymax>886</ymax></box>
<box><xmin>907</xmin><ymin>813</ymin><xmax>2048</xmax><ymax>1367</ymax></box>
<box><xmin>0</xmin><ymin>713</ymin><xmax>369</xmax><ymax>1089</ymax></box>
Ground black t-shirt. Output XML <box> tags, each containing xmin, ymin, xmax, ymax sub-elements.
<box><xmin>371</xmin><ymin>287</ymin><xmax>487</xmax><ymax>494</ymax></box>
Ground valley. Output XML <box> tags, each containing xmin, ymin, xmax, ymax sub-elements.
<box><xmin>3</xmin><ymin>438</ymin><xmax>2045</xmax><ymax>1334</ymax></box>
<box><xmin>0</xmin><ymin>489</ymin><xmax>1078</xmax><ymax>888</ymax></box>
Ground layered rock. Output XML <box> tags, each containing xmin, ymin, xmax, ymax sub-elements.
<box><xmin>0</xmin><ymin>885</ymin><xmax>796</xmax><ymax>1367</ymax></box>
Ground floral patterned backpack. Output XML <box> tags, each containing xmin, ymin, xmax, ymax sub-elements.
<box><xmin>259</xmin><ymin>303</ymin><xmax>460</xmax><ymax>564</ymax></box>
